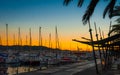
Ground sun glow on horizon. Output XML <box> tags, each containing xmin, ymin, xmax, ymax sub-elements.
<box><xmin>0</xmin><ymin>0</ymin><xmax>116</xmax><ymax>51</ymax></box>
<box><xmin>0</xmin><ymin>25</ymin><xmax>92</xmax><ymax>51</ymax></box>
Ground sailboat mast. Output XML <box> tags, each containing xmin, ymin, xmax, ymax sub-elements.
<box><xmin>20</xmin><ymin>37</ymin><xmax>22</xmax><ymax>46</ymax></box>
<box><xmin>39</xmin><ymin>27</ymin><xmax>42</xmax><ymax>46</ymax></box>
<box><xmin>55</xmin><ymin>26</ymin><xmax>57</xmax><ymax>49</ymax></box>
<box><xmin>55</xmin><ymin>26</ymin><xmax>59</xmax><ymax>49</ymax></box>
<box><xmin>26</xmin><ymin>35</ymin><xmax>28</xmax><ymax>45</ymax></box>
<box><xmin>0</xmin><ymin>36</ymin><xmax>2</xmax><ymax>45</ymax></box>
<box><xmin>29</xmin><ymin>28</ymin><xmax>32</xmax><ymax>47</ymax></box>
<box><xmin>13</xmin><ymin>34</ymin><xmax>15</xmax><ymax>45</ymax></box>
<box><xmin>13</xmin><ymin>34</ymin><xmax>16</xmax><ymax>51</ymax></box>
<box><xmin>28</xmin><ymin>28</ymin><xmax>32</xmax><ymax>72</ymax></box>
<box><xmin>102</xmin><ymin>31</ymin><xmax>104</xmax><ymax>39</ymax></box>
<box><xmin>6</xmin><ymin>24</ymin><xmax>8</xmax><ymax>50</ymax></box>
<box><xmin>18</xmin><ymin>27</ymin><xmax>20</xmax><ymax>46</ymax></box>
<box><xmin>49</xmin><ymin>33</ymin><xmax>51</xmax><ymax>48</ymax></box>
<box><xmin>39</xmin><ymin>27</ymin><xmax>40</xmax><ymax>46</ymax></box>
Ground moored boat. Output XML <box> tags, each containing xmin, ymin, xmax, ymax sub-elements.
<box><xmin>0</xmin><ymin>53</ymin><xmax>8</xmax><ymax>75</ymax></box>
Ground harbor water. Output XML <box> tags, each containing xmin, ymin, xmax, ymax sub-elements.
<box><xmin>7</xmin><ymin>66</ymin><xmax>40</xmax><ymax>75</ymax></box>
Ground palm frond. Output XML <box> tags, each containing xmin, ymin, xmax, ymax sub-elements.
<box><xmin>104</xmin><ymin>0</ymin><xmax>108</xmax><ymax>1</ymax></box>
<box><xmin>77</xmin><ymin>0</ymin><xmax>84</xmax><ymax>7</ymax></box>
<box><xmin>103</xmin><ymin>0</ymin><xmax>116</xmax><ymax>18</ymax></box>
<box><xmin>63</xmin><ymin>0</ymin><xmax>73</xmax><ymax>6</ymax></box>
<box><xmin>111</xmin><ymin>6</ymin><xmax>120</xmax><ymax>17</ymax></box>
<box><xmin>108</xmin><ymin>24</ymin><xmax>120</xmax><ymax>35</ymax></box>
<box><xmin>111</xmin><ymin>10</ymin><xmax>120</xmax><ymax>17</ymax></box>
<box><xmin>115</xmin><ymin>18</ymin><xmax>120</xmax><ymax>23</ymax></box>
<box><xmin>82</xmin><ymin>0</ymin><xmax>99</xmax><ymax>25</ymax></box>
<box><xmin>115</xmin><ymin>6</ymin><xmax>120</xmax><ymax>10</ymax></box>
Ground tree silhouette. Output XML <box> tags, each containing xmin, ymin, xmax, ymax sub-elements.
<box><xmin>111</xmin><ymin>6</ymin><xmax>120</xmax><ymax>18</ymax></box>
<box><xmin>108</xmin><ymin>24</ymin><xmax>120</xmax><ymax>36</ymax></box>
<box><xmin>63</xmin><ymin>0</ymin><xmax>117</xmax><ymax>25</ymax></box>
<box><xmin>108</xmin><ymin>6</ymin><xmax>120</xmax><ymax>36</ymax></box>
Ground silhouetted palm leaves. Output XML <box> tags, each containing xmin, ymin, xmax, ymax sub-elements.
<box><xmin>63</xmin><ymin>0</ymin><xmax>72</xmax><ymax>6</ymax></box>
<box><xmin>77</xmin><ymin>0</ymin><xmax>84</xmax><ymax>7</ymax></box>
<box><xmin>103</xmin><ymin>0</ymin><xmax>116</xmax><ymax>18</ymax></box>
<box><xmin>112</xmin><ymin>24</ymin><xmax>120</xmax><ymax>33</ymax></box>
<box><xmin>111</xmin><ymin>6</ymin><xmax>120</xmax><ymax>18</ymax></box>
<box><xmin>82</xmin><ymin>0</ymin><xmax>99</xmax><ymax>25</ymax></box>
<box><xmin>116</xmin><ymin>18</ymin><xmax>120</xmax><ymax>23</ymax></box>
<box><xmin>63</xmin><ymin>0</ymin><xmax>117</xmax><ymax>25</ymax></box>
<box><xmin>108</xmin><ymin>24</ymin><xmax>120</xmax><ymax>35</ymax></box>
<box><xmin>108</xmin><ymin>5</ymin><xmax>120</xmax><ymax>35</ymax></box>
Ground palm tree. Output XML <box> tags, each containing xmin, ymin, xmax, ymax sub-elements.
<box><xmin>107</xmin><ymin>5</ymin><xmax>120</xmax><ymax>36</ymax></box>
<box><xmin>63</xmin><ymin>0</ymin><xmax>117</xmax><ymax>25</ymax></box>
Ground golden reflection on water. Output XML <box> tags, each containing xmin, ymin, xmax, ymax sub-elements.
<box><xmin>102</xmin><ymin>59</ymin><xmax>105</xmax><ymax>65</ymax></box>
<box><xmin>7</xmin><ymin>67</ymin><xmax>38</xmax><ymax>75</ymax></box>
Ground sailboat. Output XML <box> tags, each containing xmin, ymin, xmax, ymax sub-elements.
<box><xmin>0</xmin><ymin>24</ymin><xmax>8</xmax><ymax>75</ymax></box>
<box><xmin>6</xmin><ymin>27</ymin><xmax>20</xmax><ymax>65</ymax></box>
<box><xmin>51</xmin><ymin>26</ymin><xmax>61</xmax><ymax>65</ymax></box>
<box><xmin>0</xmin><ymin>53</ymin><xmax>8</xmax><ymax>75</ymax></box>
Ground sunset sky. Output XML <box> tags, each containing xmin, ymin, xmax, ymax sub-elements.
<box><xmin>0</xmin><ymin>0</ymin><xmax>119</xmax><ymax>50</ymax></box>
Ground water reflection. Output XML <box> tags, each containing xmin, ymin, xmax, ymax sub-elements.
<box><xmin>7</xmin><ymin>66</ymin><xmax>39</xmax><ymax>75</ymax></box>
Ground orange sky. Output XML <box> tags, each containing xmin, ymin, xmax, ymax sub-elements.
<box><xmin>0</xmin><ymin>30</ymin><xmax>92</xmax><ymax>51</ymax></box>
<box><xmin>0</xmin><ymin>0</ymin><xmax>118</xmax><ymax>51</ymax></box>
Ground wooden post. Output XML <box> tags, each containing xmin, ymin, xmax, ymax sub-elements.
<box><xmin>99</xmin><ymin>27</ymin><xmax>106</xmax><ymax>70</ymax></box>
<box><xmin>108</xmin><ymin>21</ymin><xmax>112</xmax><ymax>68</ymax></box>
<box><xmin>88</xmin><ymin>20</ymin><xmax>99</xmax><ymax>74</ymax></box>
<box><xmin>94</xmin><ymin>22</ymin><xmax>103</xmax><ymax>69</ymax></box>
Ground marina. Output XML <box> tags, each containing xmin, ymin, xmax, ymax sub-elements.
<box><xmin>0</xmin><ymin>45</ymin><xmax>95</xmax><ymax>75</ymax></box>
<box><xmin>0</xmin><ymin>0</ymin><xmax>120</xmax><ymax>75</ymax></box>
